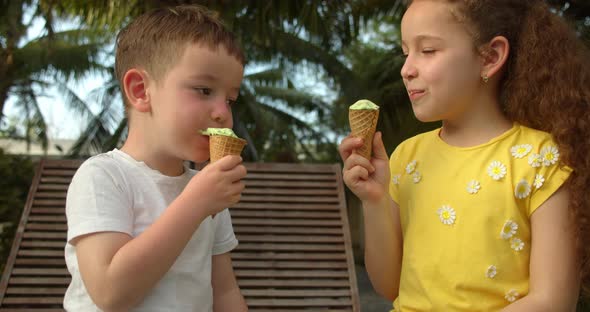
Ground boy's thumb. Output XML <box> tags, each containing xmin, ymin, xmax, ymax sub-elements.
<box><xmin>372</xmin><ymin>132</ymin><xmax>388</xmax><ymax>160</ymax></box>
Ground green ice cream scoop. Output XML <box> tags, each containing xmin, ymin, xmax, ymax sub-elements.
<box><xmin>349</xmin><ymin>99</ymin><xmax>379</xmax><ymax>110</ymax></box>
<box><xmin>200</xmin><ymin>128</ymin><xmax>239</xmax><ymax>138</ymax></box>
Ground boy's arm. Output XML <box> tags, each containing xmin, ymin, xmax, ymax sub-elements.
<box><xmin>73</xmin><ymin>156</ymin><xmax>246</xmax><ymax>311</ymax></box>
<box><xmin>212</xmin><ymin>253</ymin><xmax>247</xmax><ymax>311</ymax></box>
<box><xmin>74</xmin><ymin>193</ymin><xmax>209</xmax><ymax>311</ymax></box>
<box><xmin>501</xmin><ymin>187</ymin><xmax>580</xmax><ymax>312</ymax></box>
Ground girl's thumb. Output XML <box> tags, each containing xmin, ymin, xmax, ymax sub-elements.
<box><xmin>372</xmin><ymin>132</ymin><xmax>388</xmax><ymax>160</ymax></box>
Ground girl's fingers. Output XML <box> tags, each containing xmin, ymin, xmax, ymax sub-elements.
<box><xmin>339</xmin><ymin>136</ymin><xmax>364</xmax><ymax>160</ymax></box>
<box><xmin>343</xmin><ymin>154</ymin><xmax>375</xmax><ymax>173</ymax></box>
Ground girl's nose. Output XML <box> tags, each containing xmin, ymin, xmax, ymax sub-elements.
<box><xmin>400</xmin><ymin>57</ymin><xmax>418</xmax><ymax>80</ymax></box>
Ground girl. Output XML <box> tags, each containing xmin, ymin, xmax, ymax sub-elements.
<box><xmin>339</xmin><ymin>0</ymin><xmax>590</xmax><ymax>310</ymax></box>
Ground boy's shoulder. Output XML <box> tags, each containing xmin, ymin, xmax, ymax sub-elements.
<box><xmin>73</xmin><ymin>150</ymin><xmax>133</xmax><ymax>182</ymax></box>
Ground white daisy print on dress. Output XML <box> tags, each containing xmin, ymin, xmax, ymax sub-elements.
<box><xmin>406</xmin><ymin>160</ymin><xmax>417</xmax><ymax>174</ymax></box>
<box><xmin>528</xmin><ymin>153</ymin><xmax>542</xmax><ymax>168</ymax></box>
<box><xmin>510</xmin><ymin>144</ymin><xmax>532</xmax><ymax>159</ymax></box>
<box><xmin>540</xmin><ymin>146</ymin><xmax>559</xmax><ymax>166</ymax></box>
<box><xmin>514</xmin><ymin>179</ymin><xmax>532</xmax><ymax>199</ymax></box>
<box><xmin>501</xmin><ymin>220</ymin><xmax>518</xmax><ymax>239</ymax></box>
<box><xmin>533</xmin><ymin>174</ymin><xmax>545</xmax><ymax>189</ymax></box>
<box><xmin>392</xmin><ymin>174</ymin><xmax>401</xmax><ymax>185</ymax></box>
<box><xmin>487</xmin><ymin>161</ymin><xmax>507</xmax><ymax>180</ymax></box>
<box><xmin>510</xmin><ymin>237</ymin><xmax>525</xmax><ymax>251</ymax></box>
<box><xmin>486</xmin><ymin>265</ymin><xmax>497</xmax><ymax>279</ymax></box>
<box><xmin>505</xmin><ymin>289</ymin><xmax>519</xmax><ymax>302</ymax></box>
<box><xmin>466</xmin><ymin>180</ymin><xmax>481</xmax><ymax>194</ymax></box>
<box><xmin>437</xmin><ymin>205</ymin><xmax>456</xmax><ymax>225</ymax></box>
<box><xmin>412</xmin><ymin>171</ymin><xmax>421</xmax><ymax>184</ymax></box>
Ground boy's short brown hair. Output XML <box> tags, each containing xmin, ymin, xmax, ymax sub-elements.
<box><xmin>115</xmin><ymin>5</ymin><xmax>245</xmax><ymax>106</ymax></box>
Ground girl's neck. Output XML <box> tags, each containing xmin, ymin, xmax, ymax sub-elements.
<box><xmin>439</xmin><ymin>93</ymin><xmax>513</xmax><ymax>148</ymax></box>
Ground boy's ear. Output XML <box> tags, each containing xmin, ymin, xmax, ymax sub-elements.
<box><xmin>481</xmin><ymin>36</ymin><xmax>510</xmax><ymax>81</ymax></box>
<box><xmin>123</xmin><ymin>69</ymin><xmax>151</xmax><ymax>113</ymax></box>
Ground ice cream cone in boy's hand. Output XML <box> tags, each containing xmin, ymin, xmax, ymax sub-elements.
<box><xmin>349</xmin><ymin>99</ymin><xmax>380</xmax><ymax>159</ymax></box>
<box><xmin>200</xmin><ymin>128</ymin><xmax>247</xmax><ymax>162</ymax></box>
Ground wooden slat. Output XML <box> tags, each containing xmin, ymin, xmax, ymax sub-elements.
<box><xmin>232</xmin><ymin>219</ymin><xmax>342</xmax><ymax>227</ymax></box>
<box><xmin>233</xmin><ymin>226</ymin><xmax>342</xmax><ymax>235</ymax></box>
<box><xmin>231</xmin><ymin>210</ymin><xmax>340</xmax><ymax>219</ymax></box>
<box><xmin>6</xmin><ymin>288</ymin><xmax>67</xmax><ymax>295</ymax></box>
<box><xmin>246</xmin><ymin>298</ymin><xmax>352</xmax><ymax>307</ymax></box>
<box><xmin>236</xmin><ymin>243</ymin><xmax>344</xmax><ymax>252</ymax></box>
<box><xmin>232</xmin><ymin>202</ymin><xmax>341</xmax><ymax>211</ymax></box>
<box><xmin>235</xmin><ymin>269</ymin><xmax>349</xmax><ymax>278</ymax></box>
<box><xmin>231</xmin><ymin>252</ymin><xmax>347</xmax><ymax>261</ymax></box>
<box><xmin>233</xmin><ymin>260</ymin><xmax>347</xmax><ymax>269</ymax></box>
<box><xmin>2</xmin><ymin>297</ymin><xmax>63</xmax><ymax>304</ymax></box>
<box><xmin>242</xmin><ymin>289</ymin><xmax>351</xmax><ymax>297</ymax></box>
<box><xmin>235</xmin><ymin>235</ymin><xmax>344</xmax><ymax>243</ymax></box>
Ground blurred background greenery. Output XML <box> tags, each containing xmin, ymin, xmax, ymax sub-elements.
<box><xmin>1</xmin><ymin>0</ymin><xmax>589</xmax><ymax>308</ymax></box>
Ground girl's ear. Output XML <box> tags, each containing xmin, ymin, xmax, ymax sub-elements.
<box><xmin>481</xmin><ymin>36</ymin><xmax>510</xmax><ymax>82</ymax></box>
<box><xmin>123</xmin><ymin>69</ymin><xmax>152</xmax><ymax>113</ymax></box>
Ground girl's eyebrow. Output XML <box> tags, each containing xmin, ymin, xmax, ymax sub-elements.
<box><xmin>401</xmin><ymin>34</ymin><xmax>444</xmax><ymax>45</ymax></box>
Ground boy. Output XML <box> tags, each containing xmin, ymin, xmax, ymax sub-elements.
<box><xmin>64</xmin><ymin>5</ymin><xmax>248</xmax><ymax>311</ymax></box>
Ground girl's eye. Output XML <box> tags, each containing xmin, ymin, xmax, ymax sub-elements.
<box><xmin>422</xmin><ymin>49</ymin><xmax>436</xmax><ymax>54</ymax></box>
<box><xmin>227</xmin><ymin>99</ymin><xmax>237</xmax><ymax>106</ymax></box>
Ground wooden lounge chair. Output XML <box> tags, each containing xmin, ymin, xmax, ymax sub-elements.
<box><xmin>0</xmin><ymin>159</ymin><xmax>360</xmax><ymax>311</ymax></box>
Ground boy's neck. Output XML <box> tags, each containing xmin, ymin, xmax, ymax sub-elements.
<box><xmin>120</xmin><ymin>127</ymin><xmax>186</xmax><ymax>177</ymax></box>
<box><xmin>440</xmin><ymin>92</ymin><xmax>513</xmax><ymax>148</ymax></box>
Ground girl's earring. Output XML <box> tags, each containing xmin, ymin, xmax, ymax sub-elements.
<box><xmin>482</xmin><ymin>75</ymin><xmax>489</xmax><ymax>83</ymax></box>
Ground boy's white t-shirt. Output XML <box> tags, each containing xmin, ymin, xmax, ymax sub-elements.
<box><xmin>63</xmin><ymin>149</ymin><xmax>238</xmax><ymax>311</ymax></box>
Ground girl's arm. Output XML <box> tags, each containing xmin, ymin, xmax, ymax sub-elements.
<box><xmin>339</xmin><ymin>132</ymin><xmax>403</xmax><ymax>301</ymax></box>
<box><xmin>362</xmin><ymin>196</ymin><xmax>403</xmax><ymax>301</ymax></box>
<box><xmin>502</xmin><ymin>186</ymin><xmax>580</xmax><ymax>312</ymax></box>
<box><xmin>212</xmin><ymin>253</ymin><xmax>247</xmax><ymax>311</ymax></box>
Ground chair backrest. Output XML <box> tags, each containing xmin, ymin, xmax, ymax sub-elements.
<box><xmin>0</xmin><ymin>159</ymin><xmax>360</xmax><ymax>311</ymax></box>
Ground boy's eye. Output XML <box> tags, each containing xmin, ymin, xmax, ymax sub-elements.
<box><xmin>194</xmin><ymin>87</ymin><xmax>212</xmax><ymax>95</ymax></box>
<box><xmin>422</xmin><ymin>49</ymin><xmax>436</xmax><ymax>54</ymax></box>
<box><xmin>227</xmin><ymin>99</ymin><xmax>237</xmax><ymax>106</ymax></box>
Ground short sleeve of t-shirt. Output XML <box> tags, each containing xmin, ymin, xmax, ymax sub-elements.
<box><xmin>389</xmin><ymin>142</ymin><xmax>407</xmax><ymax>204</ymax></box>
<box><xmin>212</xmin><ymin>208</ymin><xmax>238</xmax><ymax>255</ymax></box>
<box><xmin>66</xmin><ymin>158</ymin><xmax>133</xmax><ymax>243</ymax></box>
<box><xmin>527</xmin><ymin>143</ymin><xmax>572</xmax><ymax>216</ymax></box>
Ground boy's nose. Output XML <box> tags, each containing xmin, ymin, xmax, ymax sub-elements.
<box><xmin>210</xmin><ymin>99</ymin><xmax>232</xmax><ymax>126</ymax></box>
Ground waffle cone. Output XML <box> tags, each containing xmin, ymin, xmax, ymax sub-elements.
<box><xmin>349</xmin><ymin>109</ymin><xmax>379</xmax><ymax>159</ymax></box>
<box><xmin>209</xmin><ymin>135</ymin><xmax>247</xmax><ymax>162</ymax></box>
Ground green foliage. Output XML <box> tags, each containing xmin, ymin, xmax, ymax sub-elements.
<box><xmin>0</xmin><ymin>148</ymin><xmax>34</xmax><ymax>273</ymax></box>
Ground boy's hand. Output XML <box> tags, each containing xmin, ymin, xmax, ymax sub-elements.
<box><xmin>184</xmin><ymin>155</ymin><xmax>246</xmax><ymax>216</ymax></box>
<box><xmin>339</xmin><ymin>131</ymin><xmax>390</xmax><ymax>203</ymax></box>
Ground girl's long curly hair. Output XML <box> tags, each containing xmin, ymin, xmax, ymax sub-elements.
<box><xmin>414</xmin><ymin>0</ymin><xmax>590</xmax><ymax>294</ymax></box>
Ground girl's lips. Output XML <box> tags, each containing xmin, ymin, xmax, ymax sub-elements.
<box><xmin>408</xmin><ymin>90</ymin><xmax>426</xmax><ymax>101</ymax></box>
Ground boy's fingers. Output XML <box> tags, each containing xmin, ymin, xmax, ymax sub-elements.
<box><xmin>226</xmin><ymin>164</ymin><xmax>247</xmax><ymax>182</ymax></box>
<box><xmin>214</xmin><ymin>155</ymin><xmax>243</xmax><ymax>170</ymax></box>
<box><xmin>372</xmin><ymin>132</ymin><xmax>388</xmax><ymax>161</ymax></box>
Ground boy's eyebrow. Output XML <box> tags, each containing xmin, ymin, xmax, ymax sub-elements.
<box><xmin>189</xmin><ymin>74</ymin><xmax>218</xmax><ymax>82</ymax></box>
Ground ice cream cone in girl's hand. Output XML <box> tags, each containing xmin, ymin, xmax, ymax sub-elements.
<box><xmin>349</xmin><ymin>99</ymin><xmax>380</xmax><ymax>159</ymax></box>
<box><xmin>200</xmin><ymin>128</ymin><xmax>247</xmax><ymax>162</ymax></box>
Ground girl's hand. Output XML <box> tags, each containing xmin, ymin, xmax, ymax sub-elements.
<box><xmin>339</xmin><ymin>131</ymin><xmax>391</xmax><ymax>203</ymax></box>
